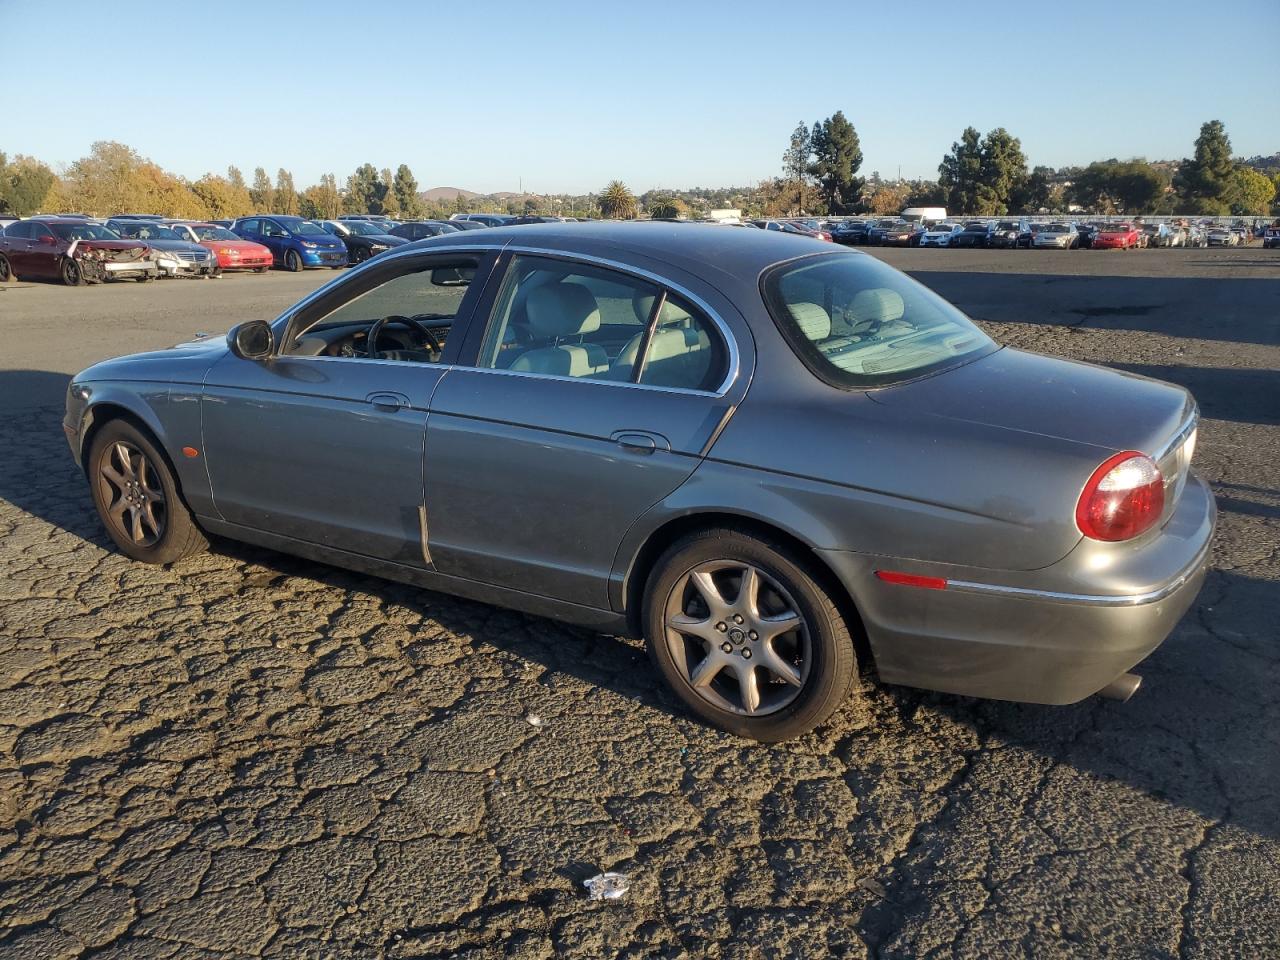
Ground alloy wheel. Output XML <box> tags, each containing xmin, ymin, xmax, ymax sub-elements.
<box><xmin>663</xmin><ymin>560</ymin><xmax>811</xmax><ymax>716</ymax></box>
<box><xmin>97</xmin><ymin>440</ymin><xmax>167</xmax><ymax>547</ymax></box>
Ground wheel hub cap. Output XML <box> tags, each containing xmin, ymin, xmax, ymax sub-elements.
<box><xmin>664</xmin><ymin>560</ymin><xmax>810</xmax><ymax>717</ymax></box>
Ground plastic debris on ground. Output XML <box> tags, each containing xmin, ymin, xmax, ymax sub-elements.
<box><xmin>526</xmin><ymin>714</ymin><xmax>543</xmax><ymax>727</ymax></box>
<box><xmin>583</xmin><ymin>871</ymin><xmax>630</xmax><ymax>901</ymax></box>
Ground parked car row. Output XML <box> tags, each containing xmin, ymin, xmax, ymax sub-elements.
<box><xmin>824</xmin><ymin>215</ymin><xmax>1272</xmax><ymax>251</ymax></box>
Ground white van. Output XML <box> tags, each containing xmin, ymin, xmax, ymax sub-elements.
<box><xmin>900</xmin><ymin>207</ymin><xmax>947</xmax><ymax>225</ymax></box>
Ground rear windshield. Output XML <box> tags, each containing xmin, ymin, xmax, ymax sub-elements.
<box><xmin>762</xmin><ymin>253</ymin><xmax>996</xmax><ymax>389</ymax></box>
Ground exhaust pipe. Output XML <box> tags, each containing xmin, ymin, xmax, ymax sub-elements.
<box><xmin>1098</xmin><ymin>672</ymin><xmax>1142</xmax><ymax>702</ymax></box>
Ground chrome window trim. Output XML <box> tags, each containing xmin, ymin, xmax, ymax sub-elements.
<box><xmin>272</xmin><ymin>241</ymin><xmax>742</xmax><ymax>399</ymax></box>
<box><xmin>946</xmin><ymin>539</ymin><xmax>1210</xmax><ymax>607</ymax></box>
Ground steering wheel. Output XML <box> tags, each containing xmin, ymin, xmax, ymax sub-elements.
<box><xmin>366</xmin><ymin>315</ymin><xmax>443</xmax><ymax>359</ymax></box>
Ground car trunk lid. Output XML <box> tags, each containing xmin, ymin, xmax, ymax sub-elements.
<box><xmin>870</xmin><ymin>347</ymin><xmax>1198</xmax><ymax>528</ymax></box>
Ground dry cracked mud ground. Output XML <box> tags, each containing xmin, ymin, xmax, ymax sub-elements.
<box><xmin>0</xmin><ymin>249</ymin><xmax>1276</xmax><ymax>958</ymax></box>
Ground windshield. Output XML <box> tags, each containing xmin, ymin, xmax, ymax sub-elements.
<box><xmin>1105</xmin><ymin>224</ymin><xmax>1133</xmax><ymax>232</ymax></box>
<box><xmin>115</xmin><ymin>223</ymin><xmax>180</xmax><ymax>241</ymax></box>
<box><xmin>763</xmin><ymin>253</ymin><xmax>995</xmax><ymax>389</ymax></box>
<box><xmin>342</xmin><ymin>221</ymin><xmax>385</xmax><ymax>236</ymax></box>
<box><xmin>964</xmin><ymin>222</ymin><xmax>987</xmax><ymax>230</ymax></box>
<box><xmin>50</xmin><ymin>222</ymin><xmax>120</xmax><ymax>241</ymax></box>
<box><xmin>930</xmin><ymin>223</ymin><xmax>957</xmax><ymax>232</ymax></box>
<box><xmin>1043</xmin><ymin>224</ymin><xmax>1068</xmax><ymax>233</ymax></box>
<box><xmin>286</xmin><ymin>220</ymin><xmax>328</xmax><ymax>236</ymax></box>
<box><xmin>196</xmin><ymin>226</ymin><xmax>239</xmax><ymax>241</ymax></box>
<box><xmin>996</xmin><ymin>221</ymin><xmax>1019</xmax><ymax>230</ymax></box>
<box><xmin>875</xmin><ymin>219</ymin><xmax>900</xmax><ymax>227</ymax></box>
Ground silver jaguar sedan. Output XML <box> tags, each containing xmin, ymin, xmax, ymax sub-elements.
<box><xmin>64</xmin><ymin>223</ymin><xmax>1215</xmax><ymax>741</ymax></box>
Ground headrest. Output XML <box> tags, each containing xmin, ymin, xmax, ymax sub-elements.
<box><xmin>526</xmin><ymin>282</ymin><xmax>601</xmax><ymax>338</ymax></box>
<box><xmin>632</xmin><ymin>291</ymin><xmax>657</xmax><ymax>325</ymax></box>
<box><xmin>848</xmin><ymin>289</ymin><xmax>905</xmax><ymax>328</ymax></box>
<box><xmin>788</xmin><ymin>301</ymin><xmax>832</xmax><ymax>341</ymax></box>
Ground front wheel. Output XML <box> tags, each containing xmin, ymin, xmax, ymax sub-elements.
<box><xmin>61</xmin><ymin>258</ymin><xmax>84</xmax><ymax>287</ymax></box>
<box><xmin>87</xmin><ymin>419</ymin><xmax>207</xmax><ymax>564</ymax></box>
<box><xmin>285</xmin><ymin>250</ymin><xmax>302</xmax><ymax>272</ymax></box>
<box><xmin>254</xmin><ymin>266</ymin><xmax>268</xmax><ymax>274</ymax></box>
<box><xmin>644</xmin><ymin>528</ymin><xmax>857</xmax><ymax>742</ymax></box>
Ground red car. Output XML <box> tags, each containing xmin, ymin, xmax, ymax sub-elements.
<box><xmin>0</xmin><ymin>217</ymin><xmax>159</xmax><ymax>285</ymax></box>
<box><xmin>169</xmin><ymin>222</ymin><xmax>273</xmax><ymax>272</ymax></box>
<box><xmin>1092</xmin><ymin>223</ymin><xmax>1141</xmax><ymax>250</ymax></box>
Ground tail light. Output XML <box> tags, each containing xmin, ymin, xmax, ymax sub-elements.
<box><xmin>1076</xmin><ymin>451</ymin><xmax>1164</xmax><ymax>541</ymax></box>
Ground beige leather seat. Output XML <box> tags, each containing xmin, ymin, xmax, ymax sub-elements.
<box><xmin>509</xmin><ymin>282</ymin><xmax>611</xmax><ymax>378</ymax></box>
<box><xmin>609</xmin><ymin>298</ymin><xmax>715</xmax><ymax>389</ymax></box>
<box><xmin>845</xmin><ymin>288</ymin><xmax>906</xmax><ymax>335</ymax></box>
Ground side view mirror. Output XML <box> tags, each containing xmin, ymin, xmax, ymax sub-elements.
<box><xmin>227</xmin><ymin>320</ymin><xmax>274</xmax><ymax>360</ymax></box>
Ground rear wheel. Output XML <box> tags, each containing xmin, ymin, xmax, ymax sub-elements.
<box><xmin>87</xmin><ymin>419</ymin><xmax>207</xmax><ymax>564</ymax></box>
<box><xmin>0</xmin><ymin>253</ymin><xmax>12</xmax><ymax>282</ymax></box>
<box><xmin>285</xmin><ymin>249</ymin><xmax>302</xmax><ymax>272</ymax></box>
<box><xmin>644</xmin><ymin>528</ymin><xmax>858</xmax><ymax>742</ymax></box>
<box><xmin>61</xmin><ymin>258</ymin><xmax>84</xmax><ymax>287</ymax></box>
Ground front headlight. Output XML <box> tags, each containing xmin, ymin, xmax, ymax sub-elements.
<box><xmin>301</xmin><ymin>241</ymin><xmax>317</xmax><ymax>248</ymax></box>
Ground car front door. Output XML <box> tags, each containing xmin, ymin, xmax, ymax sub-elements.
<box><xmin>199</xmin><ymin>250</ymin><xmax>496</xmax><ymax>564</ymax></box>
<box><xmin>423</xmin><ymin>251</ymin><xmax>745</xmax><ymax>610</ymax></box>
<box><xmin>257</xmin><ymin>218</ymin><xmax>289</xmax><ymax>263</ymax></box>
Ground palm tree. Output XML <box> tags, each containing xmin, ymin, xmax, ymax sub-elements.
<box><xmin>599</xmin><ymin>180</ymin><xmax>638</xmax><ymax>220</ymax></box>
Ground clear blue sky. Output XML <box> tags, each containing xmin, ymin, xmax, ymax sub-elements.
<box><xmin>5</xmin><ymin>0</ymin><xmax>1276</xmax><ymax>194</ymax></box>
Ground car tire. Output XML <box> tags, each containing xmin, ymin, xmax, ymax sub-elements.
<box><xmin>254</xmin><ymin>266</ymin><xmax>268</xmax><ymax>274</ymax></box>
<box><xmin>0</xmin><ymin>253</ymin><xmax>13</xmax><ymax>282</ymax></box>
<box><xmin>61</xmin><ymin>258</ymin><xmax>84</xmax><ymax>287</ymax></box>
<box><xmin>285</xmin><ymin>250</ymin><xmax>302</xmax><ymax>272</ymax></box>
<box><xmin>87</xmin><ymin>418</ymin><xmax>208</xmax><ymax>565</ymax></box>
<box><xmin>135</xmin><ymin>274</ymin><xmax>154</xmax><ymax>282</ymax></box>
<box><xmin>644</xmin><ymin>527</ymin><xmax>858</xmax><ymax>742</ymax></box>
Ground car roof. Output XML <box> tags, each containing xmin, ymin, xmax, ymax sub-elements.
<box><xmin>407</xmin><ymin>220</ymin><xmax>840</xmax><ymax>276</ymax></box>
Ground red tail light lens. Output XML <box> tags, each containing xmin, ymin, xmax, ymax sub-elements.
<box><xmin>1076</xmin><ymin>451</ymin><xmax>1164</xmax><ymax>541</ymax></box>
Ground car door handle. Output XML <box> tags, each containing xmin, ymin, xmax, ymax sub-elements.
<box><xmin>611</xmin><ymin>430</ymin><xmax>668</xmax><ymax>454</ymax></box>
<box><xmin>366</xmin><ymin>391</ymin><xmax>409</xmax><ymax>412</ymax></box>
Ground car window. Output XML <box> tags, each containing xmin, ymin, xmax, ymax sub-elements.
<box><xmin>763</xmin><ymin>252</ymin><xmax>996</xmax><ymax>389</ymax></box>
<box><xmin>286</xmin><ymin>258</ymin><xmax>480</xmax><ymax>362</ymax></box>
<box><xmin>476</xmin><ymin>255</ymin><xmax>727</xmax><ymax>390</ymax></box>
<box><xmin>5</xmin><ymin>222</ymin><xmax>31</xmax><ymax>239</ymax></box>
<box><xmin>261</xmin><ymin>220</ymin><xmax>286</xmax><ymax>237</ymax></box>
<box><xmin>238</xmin><ymin>219</ymin><xmax>259</xmax><ymax>234</ymax></box>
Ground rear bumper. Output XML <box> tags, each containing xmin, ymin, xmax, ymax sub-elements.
<box><xmin>820</xmin><ymin>470</ymin><xmax>1216</xmax><ymax>704</ymax></box>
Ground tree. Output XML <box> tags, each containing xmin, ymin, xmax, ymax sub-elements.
<box><xmin>1175</xmin><ymin>120</ymin><xmax>1234</xmax><ymax>214</ymax></box>
<box><xmin>1014</xmin><ymin>165</ymin><xmax>1056</xmax><ymax>213</ymax></box>
<box><xmin>344</xmin><ymin>163</ymin><xmax>389</xmax><ymax>214</ymax></box>
<box><xmin>379</xmin><ymin>168</ymin><xmax>400</xmax><ymax>218</ymax></box>
<box><xmin>782</xmin><ymin>122</ymin><xmax>813</xmax><ymax>213</ymax></box>
<box><xmin>901</xmin><ymin>179</ymin><xmax>946</xmax><ymax>209</ymax></box>
<box><xmin>191</xmin><ymin>174</ymin><xmax>252</xmax><ymax>219</ymax></box>
<box><xmin>0</xmin><ymin>154</ymin><xmax>57</xmax><ymax>215</ymax></box>
<box><xmin>976</xmin><ymin>128</ymin><xmax>1027</xmax><ymax>215</ymax></box>
<box><xmin>599</xmin><ymin>180</ymin><xmax>638</xmax><ymax>219</ymax></box>
<box><xmin>272</xmin><ymin>169</ymin><xmax>297</xmax><ymax>215</ymax></box>
<box><xmin>250</xmin><ymin>167</ymin><xmax>273</xmax><ymax>212</ymax></box>
<box><xmin>938</xmin><ymin>127</ymin><xmax>985</xmax><ymax>214</ymax></box>
<box><xmin>1225</xmin><ymin>166</ymin><xmax>1276</xmax><ymax>215</ymax></box>
<box><xmin>648</xmin><ymin>196</ymin><xmax>689</xmax><ymax>219</ymax></box>
<box><xmin>1069</xmin><ymin>160</ymin><xmax>1167</xmax><ymax>214</ymax></box>
<box><xmin>392</xmin><ymin>164</ymin><xmax>423</xmax><ymax>219</ymax></box>
<box><xmin>808</xmin><ymin>111</ymin><xmax>863</xmax><ymax>213</ymax></box>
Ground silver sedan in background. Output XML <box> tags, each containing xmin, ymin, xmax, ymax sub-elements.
<box><xmin>63</xmin><ymin>223</ymin><xmax>1214</xmax><ymax>741</ymax></box>
<box><xmin>1032</xmin><ymin>222</ymin><xmax>1080</xmax><ymax>249</ymax></box>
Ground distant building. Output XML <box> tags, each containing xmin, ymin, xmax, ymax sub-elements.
<box><xmin>704</xmin><ymin>208</ymin><xmax>742</xmax><ymax>224</ymax></box>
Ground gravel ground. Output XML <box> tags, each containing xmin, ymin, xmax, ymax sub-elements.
<box><xmin>0</xmin><ymin>247</ymin><xmax>1276</xmax><ymax>958</ymax></box>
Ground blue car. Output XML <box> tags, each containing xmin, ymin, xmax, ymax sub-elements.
<box><xmin>231</xmin><ymin>215</ymin><xmax>348</xmax><ymax>271</ymax></box>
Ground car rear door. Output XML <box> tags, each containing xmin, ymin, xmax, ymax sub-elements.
<box><xmin>2</xmin><ymin>221</ymin><xmax>34</xmax><ymax>274</ymax></box>
<box><xmin>423</xmin><ymin>251</ymin><xmax>744</xmax><ymax>610</ymax></box>
<box><xmin>200</xmin><ymin>250</ymin><xmax>497</xmax><ymax>564</ymax></box>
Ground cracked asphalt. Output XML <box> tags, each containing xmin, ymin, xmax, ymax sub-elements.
<box><xmin>0</xmin><ymin>246</ymin><xmax>1277</xmax><ymax>958</ymax></box>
